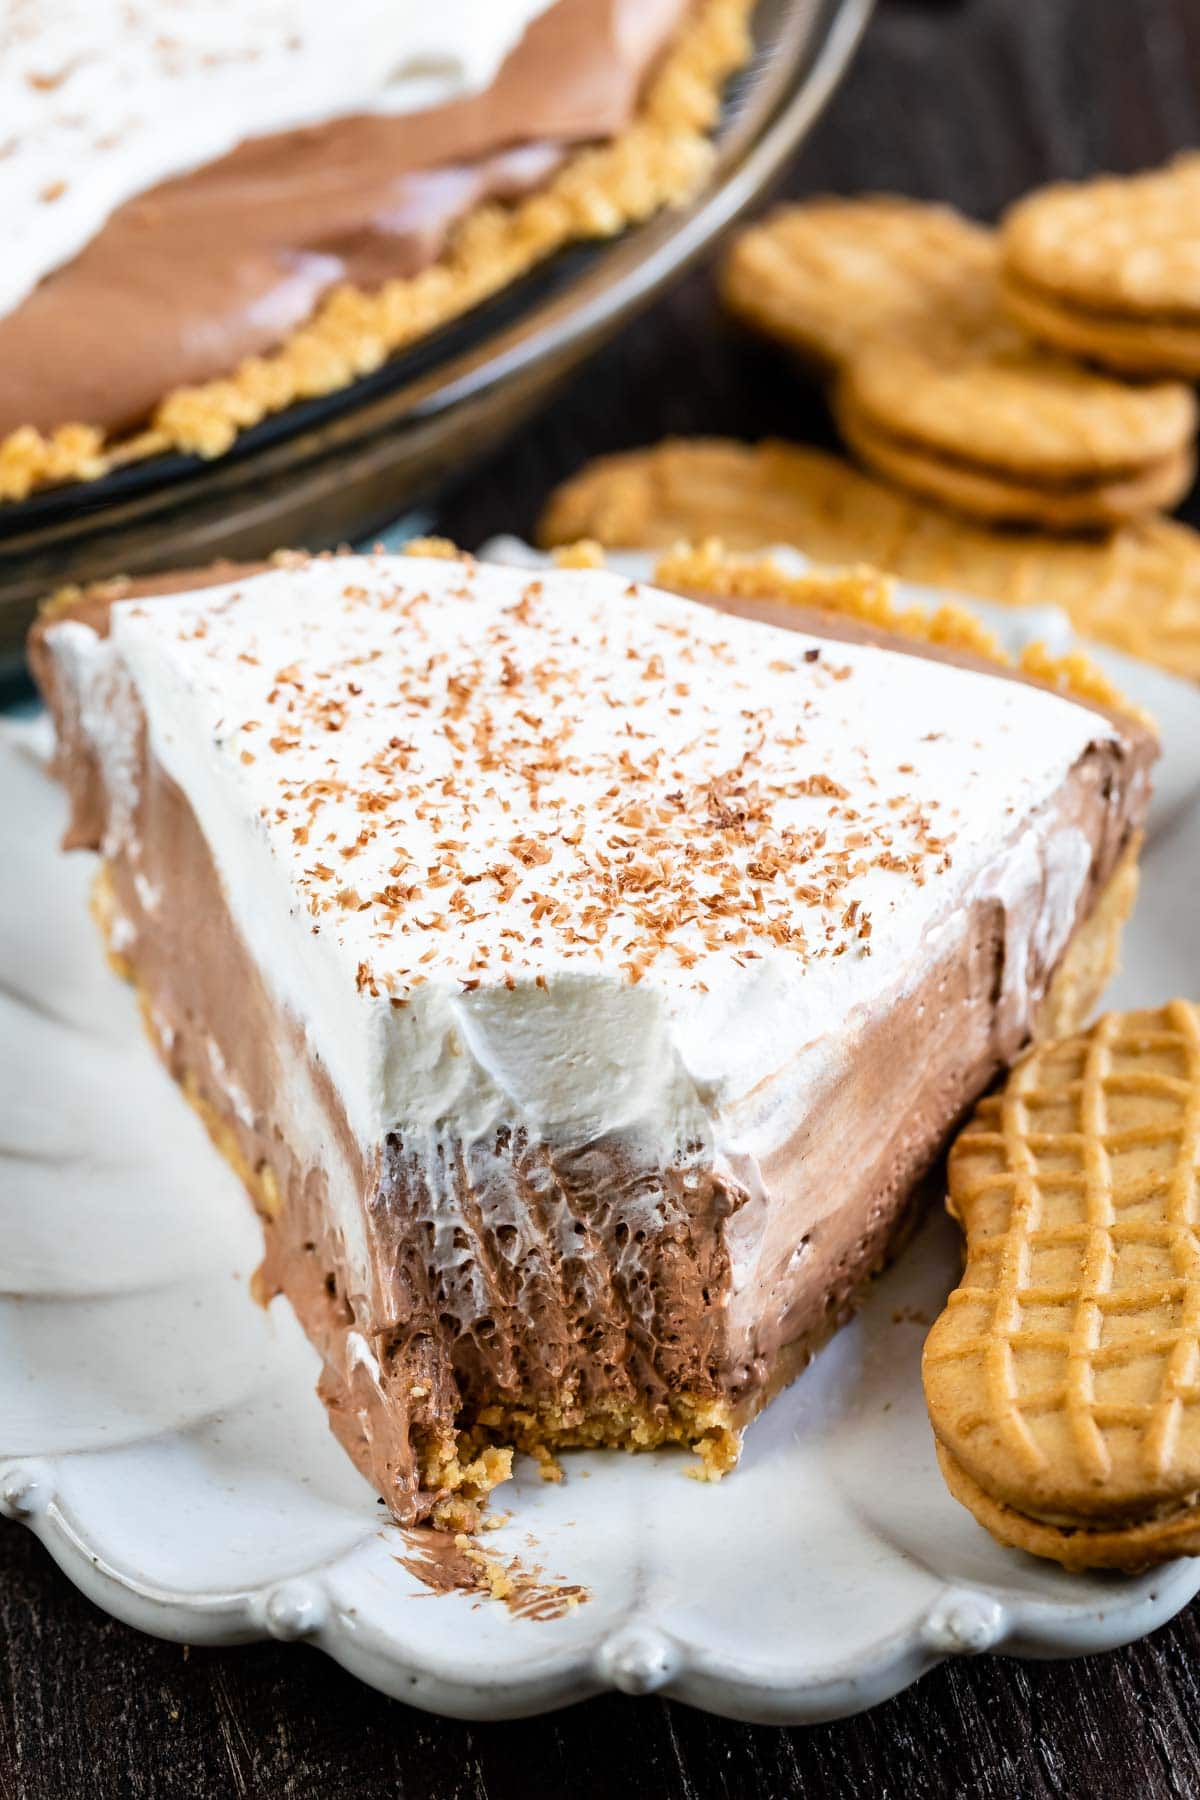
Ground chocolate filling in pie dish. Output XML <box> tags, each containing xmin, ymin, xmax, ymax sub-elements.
<box><xmin>1</xmin><ymin>0</ymin><xmax>752</xmax><ymax>502</ymax></box>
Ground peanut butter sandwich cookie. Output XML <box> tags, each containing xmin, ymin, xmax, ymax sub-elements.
<box><xmin>538</xmin><ymin>438</ymin><xmax>1200</xmax><ymax>680</ymax></box>
<box><xmin>1002</xmin><ymin>155</ymin><xmax>1200</xmax><ymax>380</ymax></box>
<box><xmin>924</xmin><ymin>1002</ymin><xmax>1200</xmax><ymax>1573</ymax></box>
<box><xmin>721</xmin><ymin>196</ymin><xmax>1196</xmax><ymax>530</ymax></box>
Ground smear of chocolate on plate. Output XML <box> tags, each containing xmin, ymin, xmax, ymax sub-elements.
<box><xmin>396</xmin><ymin>1528</ymin><xmax>588</xmax><ymax>1622</ymax></box>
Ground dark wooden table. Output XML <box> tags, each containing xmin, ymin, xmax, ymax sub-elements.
<box><xmin>7</xmin><ymin>1</ymin><xmax>1200</xmax><ymax>1793</ymax></box>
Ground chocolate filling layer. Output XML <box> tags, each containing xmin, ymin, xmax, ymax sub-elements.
<box><xmin>92</xmin><ymin>729</ymin><xmax>742</xmax><ymax>1514</ymax></box>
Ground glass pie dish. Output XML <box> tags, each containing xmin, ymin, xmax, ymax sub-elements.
<box><xmin>0</xmin><ymin>0</ymin><xmax>871</xmax><ymax>671</ymax></box>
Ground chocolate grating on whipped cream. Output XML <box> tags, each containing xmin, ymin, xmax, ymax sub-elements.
<box><xmin>32</xmin><ymin>553</ymin><xmax>1154</xmax><ymax>1521</ymax></box>
<box><xmin>187</xmin><ymin>561</ymin><xmax>960</xmax><ymax>987</ymax></box>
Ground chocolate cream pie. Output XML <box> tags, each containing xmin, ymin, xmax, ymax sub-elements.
<box><xmin>0</xmin><ymin>0</ymin><xmax>750</xmax><ymax>503</ymax></box>
<box><xmin>29</xmin><ymin>547</ymin><xmax>1154</xmax><ymax>1525</ymax></box>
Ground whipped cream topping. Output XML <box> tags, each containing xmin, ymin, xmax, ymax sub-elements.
<box><xmin>49</xmin><ymin>555</ymin><xmax>1126</xmax><ymax>1182</ymax></box>
<box><xmin>1</xmin><ymin>0</ymin><xmax>555</xmax><ymax>322</ymax></box>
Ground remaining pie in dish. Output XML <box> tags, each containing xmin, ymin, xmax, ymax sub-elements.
<box><xmin>29</xmin><ymin>548</ymin><xmax>1153</xmax><ymax>1525</ymax></box>
<box><xmin>0</xmin><ymin>0</ymin><xmax>750</xmax><ymax>503</ymax></box>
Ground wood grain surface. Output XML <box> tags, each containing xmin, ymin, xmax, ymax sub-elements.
<box><xmin>6</xmin><ymin>1</ymin><xmax>1200</xmax><ymax>1793</ymax></box>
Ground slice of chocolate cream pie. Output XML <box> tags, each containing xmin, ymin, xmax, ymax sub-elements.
<box><xmin>29</xmin><ymin>548</ymin><xmax>1154</xmax><ymax>1525</ymax></box>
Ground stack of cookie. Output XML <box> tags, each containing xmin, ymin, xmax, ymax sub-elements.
<box><xmin>923</xmin><ymin>999</ymin><xmax>1200</xmax><ymax>1573</ymax></box>
<box><xmin>721</xmin><ymin>172</ymin><xmax>1200</xmax><ymax>533</ymax></box>
<box><xmin>1002</xmin><ymin>156</ymin><xmax>1200</xmax><ymax>380</ymax></box>
<box><xmin>539</xmin><ymin>156</ymin><xmax>1200</xmax><ymax>682</ymax></box>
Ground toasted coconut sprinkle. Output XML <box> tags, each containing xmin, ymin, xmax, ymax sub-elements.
<box><xmin>105</xmin><ymin>552</ymin><xmax>1115</xmax><ymax>999</ymax></box>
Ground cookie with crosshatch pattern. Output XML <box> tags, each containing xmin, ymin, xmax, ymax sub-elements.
<box><xmin>923</xmin><ymin>1001</ymin><xmax>1200</xmax><ymax>1571</ymax></box>
<box><xmin>719</xmin><ymin>194</ymin><xmax>1197</xmax><ymax>530</ymax></box>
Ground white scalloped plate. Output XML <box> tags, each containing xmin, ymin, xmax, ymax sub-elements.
<box><xmin>3</xmin><ymin>677</ymin><xmax>1200</xmax><ymax>1724</ymax></box>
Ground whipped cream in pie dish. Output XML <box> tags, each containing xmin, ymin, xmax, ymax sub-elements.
<box><xmin>29</xmin><ymin>551</ymin><xmax>1153</xmax><ymax>1524</ymax></box>
<box><xmin>5</xmin><ymin>0</ymin><xmax>559</xmax><ymax>320</ymax></box>
<box><xmin>0</xmin><ymin>0</ymin><xmax>750</xmax><ymax>499</ymax></box>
